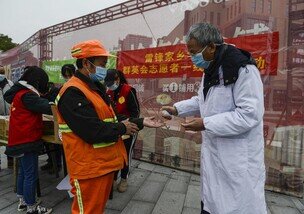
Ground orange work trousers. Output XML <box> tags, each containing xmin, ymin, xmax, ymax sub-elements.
<box><xmin>70</xmin><ymin>172</ymin><xmax>114</xmax><ymax>214</ymax></box>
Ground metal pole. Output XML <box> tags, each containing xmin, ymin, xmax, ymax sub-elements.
<box><xmin>286</xmin><ymin>0</ymin><xmax>293</xmax><ymax>123</ymax></box>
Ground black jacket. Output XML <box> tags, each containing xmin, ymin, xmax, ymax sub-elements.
<box><xmin>4</xmin><ymin>83</ymin><xmax>52</xmax><ymax>115</ymax></box>
<box><xmin>57</xmin><ymin>71</ymin><xmax>143</xmax><ymax>145</ymax></box>
<box><xmin>203</xmin><ymin>44</ymin><xmax>257</xmax><ymax>98</ymax></box>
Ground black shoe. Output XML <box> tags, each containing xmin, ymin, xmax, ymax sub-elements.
<box><xmin>40</xmin><ymin>163</ymin><xmax>53</xmax><ymax>171</ymax></box>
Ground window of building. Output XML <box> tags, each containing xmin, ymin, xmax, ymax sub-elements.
<box><xmin>201</xmin><ymin>11</ymin><xmax>207</xmax><ymax>21</ymax></box>
<box><xmin>184</xmin><ymin>150</ymin><xmax>190</xmax><ymax>165</ymax></box>
<box><xmin>164</xmin><ymin>146</ymin><xmax>171</xmax><ymax>163</ymax></box>
<box><xmin>267</xmin><ymin>0</ymin><xmax>272</xmax><ymax>14</ymax></box>
<box><xmin>235</xmin><ymin>2</ymin><xmax>237</xmax><ymax>16</ymax></box>
<box><xmin>210</xmin><ymin>12</ymin><xmax>214</xmax><ymax>24</ymax></box>
<box><xmin>273</xmin><ymin>90</ymin><xmax>286</xmax><ymax>111</ymax></box>
<box><xmin>264</xmin><ymin>91</ymin><xmax>270</xmax><ymax>110</ymax></box>
<box><xmin>252</xmin><ymin>0</ymin><xmax>257</xmax><ymax>12</ymax></box>
<box><xmin>260</xmin><ymin>0</ymin><xmax>264</xmax><ymax>13</ymax></box>
<box><xmin>239</xmin><ymin>0</ymin><xmax>241</xmax><ymax>13</ymax></box>
<box><xmin>247</xmin><ymin>18</ymin><xmax>267</xmax><ymax>28</ymax></box>
<box><xmin>230</xmin><ymin>5</ymin><xmax>233</xmax><ymax>19</ymax></box>
<box><xmin>217</xmin><ymin>13</ymin><xmax>221</xmax><ymax>25</ymax></box>
<box><xmin>227</xmin><ymin>8</ymin><xmax>229</xmax><ymax>20</ymax></box>
<box><xmin>196</xmin><ymin>151</ymin><xmax>200</xmax><ymax>159</ymax></box>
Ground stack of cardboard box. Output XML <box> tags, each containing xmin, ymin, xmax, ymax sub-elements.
<box><xmin>0</xmin><ymin>116</ymin><xmax>9</xmax><ymax>142</ymax></box>
<box><xmin>265</xmin><ymin>125</ymin><xmax>304</xmax><ymax>197</ymax></box>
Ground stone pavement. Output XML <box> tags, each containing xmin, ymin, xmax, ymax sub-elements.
<box><xmin>0</xmin><ymin>150</ymin><xmax>304</xmax><ymax>213</ymax></box>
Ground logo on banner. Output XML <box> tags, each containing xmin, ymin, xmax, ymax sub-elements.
<box><xmin>234</xmin><ymin>23</ymin><xmax>270</xmax><ymax>37</ymax></box>
<box><xmin>168</xmin><ymin>0</ymin><xmax>225</xmax><ymax>13</ymax></box>
<box><xmin>163</xmin><ymin>82</ymin><xmax>201</xmax><ymax>93</ymax></box>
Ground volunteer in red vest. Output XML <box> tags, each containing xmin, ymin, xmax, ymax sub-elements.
<box><xmin>4</xmin><ymin>66</ymin><xmax>53</xmax><ymax>214</ymax></box>
<box><xmin>105</xmin><ymin>69</ymin><xmax>140</xmax><ymax>193</ymax></box>
<box><xmin>55</xmin><ymin>39</ymin><xmax>163</xmax><ymax>214</ymax></box>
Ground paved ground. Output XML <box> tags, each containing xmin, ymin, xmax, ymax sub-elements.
<box><xmin>0</xmin><ymin>151</ymin><xmax>304</xmax><ymax>213</ymax></box>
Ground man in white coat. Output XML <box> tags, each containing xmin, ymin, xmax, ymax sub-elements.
<box><xmin>161</xmin><ymin>23</ymin><xmax>267</xmax><ymax>214</ymax></box>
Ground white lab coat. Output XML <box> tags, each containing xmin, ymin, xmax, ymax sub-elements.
<box><xmin>174</xmin><ymin>65</ymin><xmax>267</xmax><ymax>214</ymax></box>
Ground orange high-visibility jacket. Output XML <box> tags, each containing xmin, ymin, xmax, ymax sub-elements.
<box><xmin>56</xmin><ymin>76</ymin><xmax>127</xmax><ymax>180</ymax></box>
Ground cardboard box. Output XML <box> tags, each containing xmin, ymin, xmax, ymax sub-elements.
<box><xmin>265</xmin><ymin>125</ymin><xmax>304</xmax><ymax>197</ymax></box>
<box><xmin>0</xmin><ymin>116</ymin><xmax>9</xmax><ymax>141</ymax></box>
<box><xmin>41</xmin><ymin>105</ymin><xmax>61</xmax><ymax>144</ymax></box>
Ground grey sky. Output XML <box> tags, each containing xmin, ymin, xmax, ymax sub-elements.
<box><xmin>0</xmin><ymin>0</ymin><xmax>127</xmax><ymax>43</ymax></box>
<box><xmin>0</xmin><ymin>0</ymin><xmax>206</xmax><ymax>60</ymax></box>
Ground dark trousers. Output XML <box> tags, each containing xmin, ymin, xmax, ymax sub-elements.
<box><xmin>116</xmin><ymin>135</ymin><xmax>137</xmax><ymax>179</ymax></box>
<box><xmin>17</xmin><ymin>152</ymin><xmax>38</xmax><ymax>205</ymax></box>
<box><xmin>201</xmin><ymin>201</ymin><xmax>211</xmax><ymax>214</ymax></box>
<box><xmin>45</xmin><ymin>144</ymin><xmax>62</xmax><ymax>167</ymax></box>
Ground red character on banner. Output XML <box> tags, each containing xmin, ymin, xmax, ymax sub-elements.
<box><xmin>193</xmin><ymin>65</ymin><xmax>204</xmax><ymax>72</ymax></box>
<box><xmin>145</xmin><ymin>53</ymin><xmax>153</xmax><ymax>63</ymax></box>
<box><xmin>165</xmin><ymin>51</ymin><xmax>174</xmax><ymax>62</ymax></box>
<box><xmin>255</xmin><ymin>56</ymin><xmax>266</xmax><ymax>70</ymax></box>
<box><xmin>149</xmin><ymin>65</ymin><xmax>158</xmax><ymax>74</ymax></box>
<box><xmin>176</xmin><ymin>50</ymin><xmax>186</xmax><ymax>61</ymax></box>
<box><xmin>159</xmin><ymin>64</ymin><xmax>169</xmax><ymax>74</ymax></box>
<box><xmin>140</xmin><ymin>65</ymin><xmax>148</xmax><ymax>74</ymax></box>
<box><xmin>170</xmin><ymin>63</ymin><xmax>179</xmax><ymax>74</ymax></box>
<box><xmin>155</xmin><ymin>53</ymin><xmax>164</xmax><ymax>62</ymax></box>
<box><xmin>131</xmin><ymin>65</ymin><xmax>139</xmax><ymax>74</ymax></box>
<box><xmin>123</xmin><ymin>66</ymin><xmax>131</xmax><ymax>75</ymax></box>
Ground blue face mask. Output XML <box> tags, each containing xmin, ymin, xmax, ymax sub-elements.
<box><xmin>107</xmin><ymin>82</ymin><xmax>119</xmax><ymax>91</ymax></box>
<box><xmin>191</xmin><ymin>46</ymin><xmax>212</xmax><ymax>69</ymax></box>
<box><xmin>94</xmin><ymin>66</ymin><xmax>108</xmax><ymax>81</ymax></box>
<box><xmin>87</xmin><ymin>61</ymin><xmax>108</xmax><ymax>82</ymax></box>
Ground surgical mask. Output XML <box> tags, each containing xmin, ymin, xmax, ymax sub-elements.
<box><xmin>87</xmin><ymin>61</ymin><xmax>108</xmax><ymax>82</ymax></box>
<box><xmin>191</xmin><ymin>46</ymin><xmax>212</xmax><ymax>69</ymax></box>
<box><xmin>108</xmin><ymin>82</ymin><xmax>119</xmax><ymax>91</ymax></box>
<box><xmin>94</xmin><ymin>66</ymin><xmax>108</xmax><ymax>81</ymax></box>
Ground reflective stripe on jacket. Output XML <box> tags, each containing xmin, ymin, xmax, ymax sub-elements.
<box><xmin>56</xmin><ymin>76</ymin><xmax>127</xmax><ymax>180</ymax></box>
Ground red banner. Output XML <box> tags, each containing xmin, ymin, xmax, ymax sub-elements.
<box><xmin>117</xmin><ymin>32</ymin><xmax>279</xmax><ymax>78</ymax></box>
<box><xmin>117</xmin><ymin>44</ymin><xmax>203</xmax><ymax>78</ymax></box>
<box><xmin>225</xmin><ymin>32</ymin><xmax>279</xmax><ymax>75</ymax></box>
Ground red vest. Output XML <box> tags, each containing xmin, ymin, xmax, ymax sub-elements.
<box><xmin>107</xmin><ymin>84</ymin><xmax>132</xmax><ymax>117</ymax></box>
<box><xmin>8</xmin><ymin>90</ymin><xmax>43</xmax><ymax>147</ymax></box>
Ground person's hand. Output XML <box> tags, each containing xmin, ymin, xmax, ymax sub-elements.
<box><xmin>143</xmin><ymin>116</ymin><xmax>164</xmax><ymax>128</ymax></box>
<box><xmin>121</xmin><ymin>120</ymin><xmax>139</xmax><ymax>135</ymax></box>
<box><xmin>160</xmin><ymin>106</ymin><xmax>177</xmax><ymax>120</ymax></box>
<box><xmin>181</xmin><ymin>118</ymin><xmax>205</xmax><ymax>131</ymax></box>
